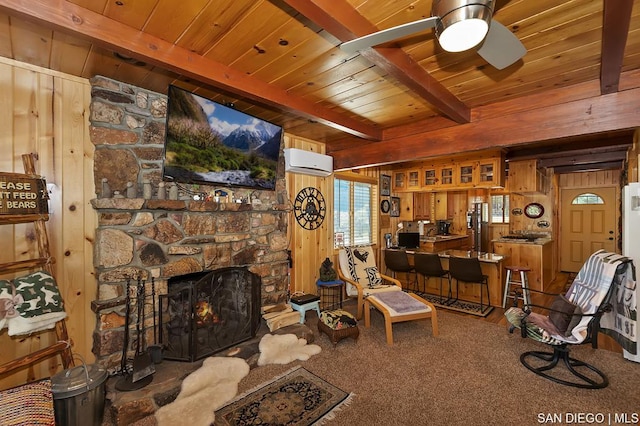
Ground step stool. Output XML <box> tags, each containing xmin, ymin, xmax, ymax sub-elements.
<box><xmin>289</xmin><ymin>294</ymin><xmax>321</xmax><ymax>324</ymax></box>
<box><xmin>502</xmin><ymin>266</ymin><xmax>531</xmax><ymax>308</ymax></box>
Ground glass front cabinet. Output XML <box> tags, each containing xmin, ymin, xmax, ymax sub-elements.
<box><xmin>457</xmin><ymin>161</ymin><xmax>476</xmax><ymax>187</ymax></box>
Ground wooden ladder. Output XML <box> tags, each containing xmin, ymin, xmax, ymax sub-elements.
<box><xmin>0</xmin><ymin>154</ymin><xmax>74</xmax><ymax>377</ymax></box>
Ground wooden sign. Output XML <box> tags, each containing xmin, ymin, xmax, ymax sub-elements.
<box><xmin>0</xmin><ymin>173</ymin><xmax>49</xmax><ymax>215</ymax></box>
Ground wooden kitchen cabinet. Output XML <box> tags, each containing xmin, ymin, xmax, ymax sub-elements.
<box><xmin>398</xmin><ymin>192</ymin><xmax>414</xmax><ymax>220</ymax></box>
<box><xmin>478</xmin><ymin>157</ymin><xmax>504</xmax><ymax>187</ymax></box>
<box><xmin>508</xmin><ymin>159</ymin><xmax>547</xmax><ymax>193</ymax></box>
<box><xmin>423</xmin><ymin>166</ymin><xmax>438</xmax><ymax>188</ymax></box>
<box><xmin>457</xmin><ymin>161</ymin><xmax>476</xmax><ymax>187</ymax></box>
<box><xmin>393</xmin><ymin>153</ymin><xmax>505</xmax><ymax>192</ymax></box>
<box><xmin>492</xmin><ymin>240</ymin><xmax>554</xmax><ymax>292</ymax></box>
<box><xmin>407</xmin><ymin>169</ymin><xmax>421</xmax><ymax>190</ymax></box>
<box><xmin>439</xmin><ymin>164</ymin><xmax>456</xmax><ymax>188</ymax></box>
<box><xmin>393</xmin><ymin>168</ymin><xmax>420</xmax><ymax>192</ymax></box>
<box><xmin>392</xmin><ymin>170</ymin><xmax>407</xmax><ymax>191</ymax></box>
<box><xmin>413</xmin><ymin>192</ymin><xmax>432</xmax><ymax>220</ymax></box>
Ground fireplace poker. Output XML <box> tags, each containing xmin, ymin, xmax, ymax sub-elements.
<box><xmin>119</xmin><ymin>279</ymin><xmax>131</xmax><ymax>375</ymax></box>
<box><xmin>132</xmin><ymin>278</ymin><xmax>155</xmax><ymax>383</ymax></box>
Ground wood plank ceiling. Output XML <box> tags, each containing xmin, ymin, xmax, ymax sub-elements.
<box><xmin>0</xmin><ymin>0</ymin><xmax>638</xmax><ymax>171</ymax></box>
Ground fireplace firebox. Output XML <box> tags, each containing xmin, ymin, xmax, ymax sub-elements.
<box><xmin>159</xmin><ymin>267</ymin><xmax>261</xmax><ymax>362</ymax></box>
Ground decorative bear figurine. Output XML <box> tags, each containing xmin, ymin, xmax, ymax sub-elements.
<box><xmin>319</xmin><ymin>257</ymin><xmax>337</xmax><ymax>282</ymax></box>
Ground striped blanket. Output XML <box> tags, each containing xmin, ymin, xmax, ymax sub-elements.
<box><xmin>600</xmin><ymin>257</ymin><xmax>637</xmax><ymax>357</ymax></box>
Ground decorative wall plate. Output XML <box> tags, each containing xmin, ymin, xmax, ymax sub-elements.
<box><xmin>380</xmin><ymin>199</ymin><xmax>390</xmax><ymax>213</ymax></box>
<box><xmin>511</xmin><ymin>208</ymin><xmax>523</xmax><ymax>216</ymax></box>
<box><xmin>537</xmin><ymin>220</ymin><xmax>550</xmax><ymax>228</ymax></box>
<box><xmin>524</xmin><ymin>202</ymin><xmax>545</xmax><ymax>219</ymax></box>
<box><xmin>293</xmin><ymin>187</ymin><xmax>326</xmax><ymax>230</ymax></box>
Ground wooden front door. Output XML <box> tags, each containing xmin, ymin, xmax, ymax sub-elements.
<box><xmin>560</xmin><ymin>187</ymin><xmax>617</xmax><ymax>272</ymax></box>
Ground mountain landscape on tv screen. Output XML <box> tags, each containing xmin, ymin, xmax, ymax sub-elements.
<box><xmin>163</xmin><ymin>86</ymin><xmax>281</xmax><ymax>190</ymax></box>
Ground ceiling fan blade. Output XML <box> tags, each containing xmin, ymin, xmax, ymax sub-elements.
<box><xmin>477</xmin><ymin>20</ymin><xmax>526</xmax><ymax>70</ymax></box>
<box><xmin>340</xmin><ymin>17</ymin><xmax>439</xmax><ymax>54</ymax></box>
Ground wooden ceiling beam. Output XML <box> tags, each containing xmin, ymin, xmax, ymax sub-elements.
<box><xmin>282</xmin><ymin>0</ymin><xmax>471</xmax><ymax>124</ymax></box>
<box><xmin>0</xmin><ymin>0</ymin><xmax>383</xmax><ymax>140</ymax></box>
<box><xmin>506</xmin><ymin>139</ymin><xmax>633</xmax><ymax>161</ymax></box>
<box><xmin>600</xmin><ymin>0</ymin><xmax>634</xmax><ymax>94</ymax></box>
<box><xmin>553</xmin><ymin>161</ymin><xmax>623</xmax><ymax>174</ymax></box>
<box><xmin>330</xmin><ymin>85</ymin><xmax>640</xmax><ymax>170</ymax></box>
<box><xmin>537</xmin><ymin>150</ymin><xmax>628</xmax><ymax>168</ymax></box>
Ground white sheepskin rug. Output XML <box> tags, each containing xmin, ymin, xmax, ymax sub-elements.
<box><xmin>257</xmin><ymin>333</ymin><xmax>322</xmax><ymax>366</ymax></box>
<box><xmin>155</xmin><ymin>356</ymin><xmax>250</xmax><ymax>426</ymax></box>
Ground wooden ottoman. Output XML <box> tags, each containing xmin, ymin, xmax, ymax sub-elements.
<box><xmin>317</xmin><ymin>310</ymin><xmax>359</xmax><ymax>346</ymax></box>
<box><xmin>365</xmin><ymin>291</ymin><xmax>438</xmax><ymax>346</ymax></box>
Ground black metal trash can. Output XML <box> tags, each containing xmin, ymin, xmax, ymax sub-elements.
<box><xmin>51</xmin><ymin>363</ymin><xmax>108</xmax><ymax>426</ymax></box>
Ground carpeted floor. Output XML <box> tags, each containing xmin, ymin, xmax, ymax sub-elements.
<box><xmin>117</xmin><ymin>303</ymin><xmax>640</xmax><ymax>425</ymax></box>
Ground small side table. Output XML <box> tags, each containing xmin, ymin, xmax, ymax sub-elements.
<box><xmin>289</xmin><ymin>294</ymin><xmax>321</xmax><ymax>324</ymax></box>
<box><xmin>316</xmin><ymin>279</ymin><xmax>344</xmax><ymax>311</ymax></box>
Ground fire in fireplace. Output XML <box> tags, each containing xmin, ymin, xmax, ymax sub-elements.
<box><xmin>159</xmin><ymin>267</ymin><xmax>261</xmax><ymax>362</ymax></box>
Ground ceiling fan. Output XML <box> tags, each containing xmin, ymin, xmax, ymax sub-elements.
<box><xmin>340</xmin><ymin>0</ymin><xmax>526</xmax><ymax>70</ymax></box>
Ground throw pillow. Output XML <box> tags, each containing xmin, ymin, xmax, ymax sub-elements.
<box><xmin>343</xmin><ymin>246</ymin><xmax>382</xmax><ymax>288</ymax></box>
<box><xmin>564</xmin><ymin>304</ymin><xmax>583</xmax><ymax>337</ymax></box>
<box><xmin>548</xmin><ymin>294</ymin><xmax>579</xmax><ymax>334</ymax></box>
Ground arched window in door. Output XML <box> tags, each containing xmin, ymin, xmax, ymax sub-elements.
<box><xmin>571</xmin><ymin>193</ymin><xmax>604</xmax><ymax>205</ymax></box>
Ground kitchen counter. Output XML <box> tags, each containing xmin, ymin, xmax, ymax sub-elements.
<box><xmin>420</xmin><ymin>234</ymin><xmax>468</xmax><ymax>242</ymax></box>
<box><xmin>437</xmin><ymin>249</ymin><xmax>505</xmax><ymax>264</ymax></box>
<box><xmin>492</xmin><ymin>239</ymin><xmax>554</xmax><ymax>291</ymax></box>
<box><xmin>418</xmin><ymin>234</ymin><xmax>469</xmax><ymax>252</ymax></box>
<box><xmin>384</xmin><ymin>248</ymin><xmax>505</xmax><ymax>306</ymax></box>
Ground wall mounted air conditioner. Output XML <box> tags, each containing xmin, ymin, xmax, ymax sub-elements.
<box><xmin>284</xmin><ymin>148</ymin><xmax>333</xmax><ymax>177</ymax></box>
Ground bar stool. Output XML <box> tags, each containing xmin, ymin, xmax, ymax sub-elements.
<box><xmin>502</xmin><ymin>266</ymin><xmax>531</xmax><ymax>308</ymax></box>
<box><xmin>384</xmin><ymin>249</ymin><xmax>417</xmax><ymax>291</ymax></box>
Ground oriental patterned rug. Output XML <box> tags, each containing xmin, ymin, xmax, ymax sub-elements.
<box><xmin>214</xmin><ymin>367</ymin><xmax>352</xmax><ymax>426</ymax></box>
<box><xmin>418</xmin><ymin>292</ymin><xmax>494</xmax><ymax>317</ymax></box>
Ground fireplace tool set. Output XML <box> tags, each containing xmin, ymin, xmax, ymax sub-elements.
<box><xmin>115</xmin><ymin>277</ymin><xmax>160</xmax><ymax>391</ymax></box>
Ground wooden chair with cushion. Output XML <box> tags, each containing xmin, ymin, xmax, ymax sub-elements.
<box><xmin>338</xmin><ymin>246</ymin><xmax>402</xmax><ymax>320</ymax></box>
<box><xmin>505</xmin><ymin>249</ymin><xmax>634</xmax><ymax>389</ymax></box>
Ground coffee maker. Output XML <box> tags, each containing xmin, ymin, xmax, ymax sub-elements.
<box><xmin>436</xmin><ymin>220</ymin><xmax>451</xmax><ymax>235</ymax></box>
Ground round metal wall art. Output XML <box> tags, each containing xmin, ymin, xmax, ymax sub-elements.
<box><xmin>293</xmin><ymin>187</ymin><xmax>326</xmax><ymax>230</ymax></box>
<box><xmin>524</xmin><ymin>202</ymin><xmax>545</xmax><ymax>219</ymax></box>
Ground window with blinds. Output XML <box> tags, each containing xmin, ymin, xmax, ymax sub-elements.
<box><xmin>333</xmin><ymin>177</ymin><xmax>378</xmax><ymax>248</ymax></box>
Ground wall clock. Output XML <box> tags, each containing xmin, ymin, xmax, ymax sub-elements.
<box><xmin>524</xmin><ymin>202</ymin><xmax>545</xmax><ymax>219</ymax></box>
<box><xmin>293</xmin><ymin>187</ymin><xmax>326</xmax><ymax>230</ymax></box>
<box><xmin>380</xmin><ymin>199</ymin><xmax>390</xmax><ymax>213</ymax></box>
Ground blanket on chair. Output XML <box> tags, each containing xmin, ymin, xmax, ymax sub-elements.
<box><xmin>505</xmin><ymin>250</ymin><xmax>630</xmax><ymax>345</ymax></box>
<box><xmin>600</xmin><ymin>258</ymin><xmax>638</xmax><ymax>360</ymax></box>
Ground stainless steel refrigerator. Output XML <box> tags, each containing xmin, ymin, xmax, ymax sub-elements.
<box><xmin>468</xmin><ymin>203</ymin><xmax>489</xmax><ymax>253</ymax></box>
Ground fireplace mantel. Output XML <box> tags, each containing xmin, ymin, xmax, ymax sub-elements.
<box><xmin>91</xmin><ymin>197</ymin><xmax>290</xmax><ymax>213</ymax></box>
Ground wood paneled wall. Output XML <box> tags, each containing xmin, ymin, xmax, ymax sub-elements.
<box><xmin>0</xmin><ymin>58</ymin><xmax>95</xmax><ymax>389</ymax></box>
<box><xmin>284</xmin><ymin>135</ymin><xmax>333</xmax><ymax>296</ymax></box>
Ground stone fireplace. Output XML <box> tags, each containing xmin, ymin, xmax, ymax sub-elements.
<box><xmin>159</xmin><ymin>267</ymin><xmax>261</xmax><ymax>362</ymax></box>
<box><xmin>88</xmin><ymin>76</ymin><xmax>290</xmax><ymax>371</ymax></box>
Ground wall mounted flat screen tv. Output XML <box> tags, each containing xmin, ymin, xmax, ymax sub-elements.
<box><xmin>162</xmin><ymin>85</ymin><xmax>283</xmax><ymax>190</ymax></box>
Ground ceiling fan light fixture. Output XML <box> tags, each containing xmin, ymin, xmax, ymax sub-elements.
<box><xmin>438</xmin><ymin>18</ymin><xmax>489</xmax><ymax>52</ymax></box>
<box><xmin>433</xmin><ymin>1</ymin><xmax>493</xmax><ymax>52</ymax></box>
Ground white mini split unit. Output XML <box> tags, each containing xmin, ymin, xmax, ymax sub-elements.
<box><xmin>284</xmin><ymin>148</ymin><xmax>333</xmax><ymax>177</ymax></box>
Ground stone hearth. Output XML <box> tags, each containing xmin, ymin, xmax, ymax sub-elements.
<box><xmin>102</xmin><ymin>323</ymin><xmax>315</xmax><ymax>426</ymax></box>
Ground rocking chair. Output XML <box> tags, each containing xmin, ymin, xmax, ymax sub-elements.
<box><xmin>505</xmin><ymin>249</ymin><xmax>633</xmax><ymax>389</ymax></box>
